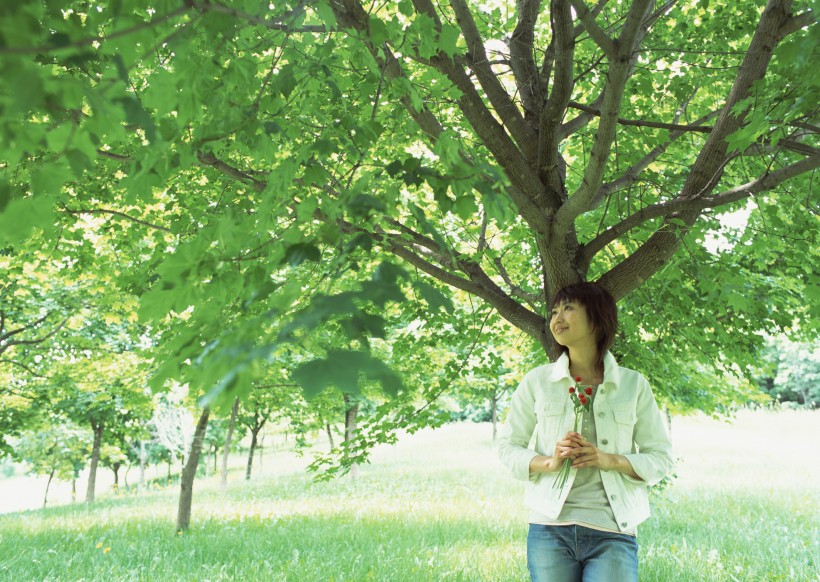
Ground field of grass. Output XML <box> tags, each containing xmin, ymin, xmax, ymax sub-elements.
<box><xmin>1</xmin><ymin>409</ymin><xmax>818</xmax><ymax>581</ymax></box>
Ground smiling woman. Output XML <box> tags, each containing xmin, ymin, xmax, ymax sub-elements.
<box><xmin>498</xmin><ymin>282</ymin><xmax>673</xmax><ymax>582</ymax></box>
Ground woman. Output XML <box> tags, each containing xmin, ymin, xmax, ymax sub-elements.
<box><xmin>498</xmin><ymin>282</ymin><xmax>673</xmax><ymax>582</ymax></box>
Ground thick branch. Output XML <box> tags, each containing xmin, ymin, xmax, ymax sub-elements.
<box><xmin>450</xmin><ymin>0</ymin><xmax>537</xmax><ymax>156</ymax></box>
<box><xmin>591</xmin><ymin>109</ymin><xmax>722</xmax><ymax>209</ymax></box>
<box><xmin>399</xmin><ymin>0</ymin><xmax>554</xmax><ymax>231</ymax></box>
<box><xmin>0</xmin><ymin>312</ymin><xmax>51</xmax><ymax>346</ymax></box>
<box><xmin>509</xmin><ymin>0</ymin><xmax>545</xmax><ymax>125</ymax></box>
<box><xmin>679</xmin><ymin>0</ymin><xmax>793</xmax><ymax>201</ymax></box>
<box><xmin>569</xmin><ymin>0</ymin><xmax>615</xmax><ymax>56</ymax></box>
<box><xmin>584</xmin><ymin>154</ymin><xmax>820</xmax><ymax>262</ymax></box>
<box><xmin>778</xmin><ymin>10</ymin><xmax>817</xmax><ymax>39</ymax></box>
<box><xmin>0</xmin><ymin>315</ymin><xmax>68</xmax><ymax>357</ymax></box>
<box><xmin>554</xmin><ymin>0</ymin><xmax>654</xmax><ymax>231</ymax></box>
<box><xmin>538</xmin><ymin>0</ymin><xmax>575</xmax><ymax>189</ymax></box>
<box><xmin>385</xmin><ymin>237</ymin><xmax>547</xmax><ymax>338</ymax></box>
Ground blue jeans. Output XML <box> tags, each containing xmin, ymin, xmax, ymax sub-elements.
<box><xmin>527</xmin><ymin>524</ymin><xmax>638</xmax><ymax>582</ymax></box>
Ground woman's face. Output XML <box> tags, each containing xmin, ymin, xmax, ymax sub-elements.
<box><xmin>550</xmin><ymin>300</ymin><xmax>596</xmax><ymax>348</ymax></box>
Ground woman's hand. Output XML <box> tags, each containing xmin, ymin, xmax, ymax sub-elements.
<box><xmin>562</xmin><ymin>432</ymin><xmax>642</xmax><ymax>480</ymax></box>
<box><xmin>562</xmin><ymin>432</ymin><xmax>614</xmax><ymax>470</ymax></box>
<box><xmin>529</xmin><ymin>431</ymin><xmax>583</xmax><ymax>474</ymax></box>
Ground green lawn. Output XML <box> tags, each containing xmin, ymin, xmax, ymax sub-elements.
<box><xmin>1</xmin><ymin>410</ymin><xmax>818</xmax><ymax>581</ymax></box>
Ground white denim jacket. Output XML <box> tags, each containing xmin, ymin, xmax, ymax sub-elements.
<box><xmin>498</xmin><ymin>352</ymin><xmax>673</xmax><ymax>532</ymax></box>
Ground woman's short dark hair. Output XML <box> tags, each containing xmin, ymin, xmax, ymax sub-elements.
<box><xmin>549</xmin><ymin>282</ymin><xmax>618</xmax><ymax>370</ymax></box>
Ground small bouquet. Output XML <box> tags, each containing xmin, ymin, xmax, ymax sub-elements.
<box><xmin>553</xmin><ymin>376</ymin><xmax>594</xmax><ymax>490</ymax></box>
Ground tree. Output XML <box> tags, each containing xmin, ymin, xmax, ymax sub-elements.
<box><xmin>14</xmin><ymin>422</ymin><xmax>91</xmax><ymax>507</ymax></box>
<box><xmin>1</xmin><ymin>0</ymin><xmax>816</xmax><ymax>410</ymax></box>
<box><xmin>757</xmin><ymin>337</ymin><xmax>820</xmax><ymax>407</ymax></box>
<box><xmin>2</xmin><ymin>0</ymin><xmax>818</xmax><ymax>527</ymax></box>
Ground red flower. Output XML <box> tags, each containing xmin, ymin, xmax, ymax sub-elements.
<box><xmin>575</xmin><ymin>376</ymin><xmax>582</xmax><ymax>383</ymax></box>
<box><xmin>585</xmin><ymin>387</ymin><xmax>593</xmax><ymax>395</ymax></box>
<box><xmin>579</xmin><ymin>395</ymin><xmax>587</xmax><ymax>404</ymax></box>
<box><xmin>569</xmin><ymin>387</ymin><xmax>576</xmax><ymax>394</ymax></box>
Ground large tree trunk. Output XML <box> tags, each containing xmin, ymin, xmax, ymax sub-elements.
<box><xmin>344</xmin><ymin>394</ymin><xmax>360</xmax><ymax>479</ymax></box>
<box><xmin>85</xmin><ymin>420</ymin><xmax>104</xmax><ymax>503</ymax></box>
<box><xmin>176</xmin><ymin>407</ymin><xmax>210</xmax><ymax>532</ymax></box>
<box><xmin>221</xmin><ymin>397</ymin><xmax>240</xmax><ymax>492</ymax></box>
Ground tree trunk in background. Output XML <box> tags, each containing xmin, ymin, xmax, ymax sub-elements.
<box><xmin>344</xmin><ymin>395</ymin><xmax>360</xmax><ymax>479</ymax></box>
<box><xmin>85</xmin><ymin>420</ymin><xmax>104</xmax><ymax>503</ymax></box>
<box><xmin>221</xmin><ymin>397</ymin><xmax>240</xmax><ymax>492</ymax></box>
<box><xmin>326</xmin><ymin>422</ymin><xmax>335</xmax><ymax>449</ymax></box>
<box><xmin>176</xmin><ymin>407</ymin><xmax>210</xmax><ymax>532</ymax></box>
<box><xmin>43</xmin><ymin>469</ymin><xmax>54</xmax><ymax>508</ymax></box>
<box><xmin>491</xmin><ymin>394</ymin><xmax>499</xmax><ymax>442</ymax></box>
<box><xmin>112</xmin><ymin>463</ymin><xmax>121</xmax><ymax>490</ymax></box>
<box><xmin>245</xmin><ymin>423</ymin><xmax>265</xmax><ymax>480</ymax></box>
<box><xmin>138</xmin><ymin>440</ymin><xmax>146</xmax><ymax>491</ymax></box>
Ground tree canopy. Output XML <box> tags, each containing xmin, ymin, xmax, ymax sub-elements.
<box><xmin>1</xmin><ymin>0</ymin><xmax>817</xmax><ymax>413</ymax></box>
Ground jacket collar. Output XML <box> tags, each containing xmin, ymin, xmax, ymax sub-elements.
<box><xmin>548</xmin><ymin>351</ymin><xmax>621</xmax><ymax>388</ymax></box>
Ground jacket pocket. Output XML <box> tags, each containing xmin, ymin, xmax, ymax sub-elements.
<box><xmin>612</xmin><ymin>405</ymin><xmax>637</xmax><ymax>452</ymax></box>
<box><xmin>535</xmin><ymin>400</ymin><xmax>566</xmax><ymax>447</ymax></box>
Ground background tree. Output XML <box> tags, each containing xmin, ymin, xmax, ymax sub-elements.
<box><xmin>14</xmin><ymin>421</ymin><xmax>92</xmax><ymax>507</ymax></box>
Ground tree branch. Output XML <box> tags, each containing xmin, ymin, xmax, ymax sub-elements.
<box><xmin>570</xmin><ymin>0</ymin><xmax>615</xmax><ymax>56</ymax></box>
<box><xmin>538</xmin><ymin>0</ymin><xmax>575</xmax><ymax>191</ymax></box>
<box><xmin>584</xmin><ymin>154</ymin><xmax>820</xmax><ymax>263</ymax></box>
<box><xmin>63</xmin><ymin>207</ymin><xmax>173</xmax><ymax>233</ymax></box>
<box><xmin>450</xmin><ymin>0</ymin><xmax>537</xmax><ymax>156</ymax></box>
<box><xmin>0</xmin><ymin>7</ymin><xmax>191</xmax><ymax>55</ymax></box>
<box><xmin>679</xmin><ymin>0</ymin><xmax>793</xmax><ymax>201</ymax></box>
<box><xmin>554</xmin><ymin>0</ymin><xmax>654</xmax><ymax>233</ymax></box>
<box><xmin>508</xmin><ymin>0</ymin><xmax>545</xmax><ymax>127</ymax></box>
<box><xmin>590</xmin><ymin>109</ymin><xmax>722</xmax><ymax>209</ymax></box>
<box><xmin>0</xmin><ymin>358</ymin><xmax>48</xmax><ymax>378</ymax></box>
<box><xmin>565</xmin><ymin>101</ymin><xmax>715</xmax><ymax>133</ymax></box>
<box><xmin>778</xmin><ymin>10</ymin><xmax>817</xmax><ymax>39</ymax></box>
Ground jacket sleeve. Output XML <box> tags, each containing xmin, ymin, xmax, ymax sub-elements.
<box><xmin>622</xmin><ymin>377</ymin><xmax>674</xmax><ymax>486</ymax></box>
<box><xmin>497</xmin><ymin>377</ymin><xmax>540</xmax><ymax>482</ymax></box>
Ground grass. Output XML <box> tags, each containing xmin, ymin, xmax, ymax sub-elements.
<box><xmin>1</xmin><ymin>409</ymin><xmax>818</xmax><ymax>581</ymax></box>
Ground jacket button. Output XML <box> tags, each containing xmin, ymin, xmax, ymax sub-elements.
<box><xmin>601</xmin><ymin>439</ymin><xmax>609</xmax><ymax>445</ymax></box>
<box><xmin>611</xmin><ymin>494</ymin><xmax>617</xmax><ymax>500</ymax></box>
<box><xmin>598</xmin><ymin>411</ymin><xmax>605</xmax><ymax>418</ymax></box>
<box><xmin>621</xmin><ymin>522</ymin><xmax>627</xmax><ymax>528</ymax></box>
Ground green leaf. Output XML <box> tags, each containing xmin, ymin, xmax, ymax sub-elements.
<box><xmin>0</xmin><ymin>196</ymin><xmax>56</xmax><ymax>244</ymax></box>
<box><xmin>315</xmin><ymin>1</ymin><xmax>337</xmax><ymax>28</ymax></box>
<box><xmin>349</xmin><ymin>194</ymin><xmax>386</xmax><ymax>217</ymax></box>
<box><xmin>415</xmin><ymin>280</ymin><xmax>454</xmax><ymax>314</ymax></box>
<box><xmin>284</xmin><ymin>242</ymin><xmax>322</xmax><ymax>266</ymax></box>
<box><xmin>438</xmin><ymin>24</ymin><xmax>460</xmax><ymax>58</ymax></box>
<box><xmin>292</xmin><ymin>350</ymin><xmax>404</xmax><ymax>398</ymax></box>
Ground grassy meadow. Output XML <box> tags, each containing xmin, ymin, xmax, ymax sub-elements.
<box><xmin>0</xmin><ymin>409</ymin><xmax>818</xmax><ymax>581</ymax></box>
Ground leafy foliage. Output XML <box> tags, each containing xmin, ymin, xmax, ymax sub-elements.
<box><xmin>0</xmin><ymin>0</ymin><xmax>817</xmax><ymax>426</ymax></box>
